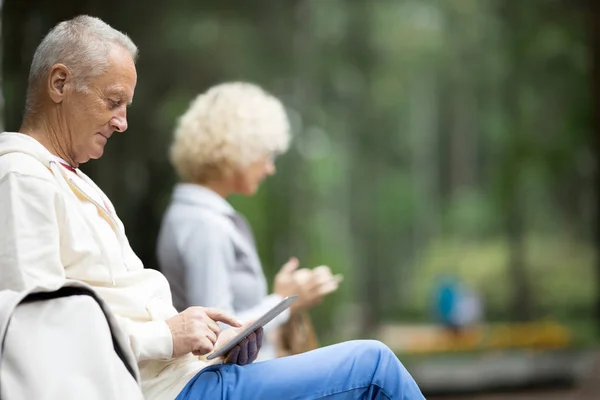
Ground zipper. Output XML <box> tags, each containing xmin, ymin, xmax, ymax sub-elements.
<box><xmin>66</xmin><ymin>177</ymin><xmax>131</xmax><ymax>273</ymax></box>
<box><xmin>48</xmin><ymin>161</ymin><xmax>128</xmax><ymax>285</ymax></box>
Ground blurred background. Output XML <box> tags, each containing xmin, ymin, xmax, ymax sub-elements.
<box><xmin>2</xmin><ymin>0</ymin><xmax>599</xmax><ymax>398</ymax></box>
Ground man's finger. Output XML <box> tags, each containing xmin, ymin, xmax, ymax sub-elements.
<box><xmin>237</xmin><ymin>338</ymin><xmax>249</xmax><ymax>365</ymax></box>
<box><xmin>247</xmin><ymin>332</ymin><xmax>258</xmax><ymax>362</ymax></box>
<box><xmin>206</xmin><ymin>329</ymin><xmax>218</xmax><ymax>345</ymax></box>
<box><xmin>207</xmin><ymin>320</ymin><xmax>221</xmax><ymax>335</ymax></box>
<box><xmin>240</xmin><ymin>319</ymin><xmax>257</xmax><ymax>329</ymax></box>
<box><xmin>192</xmin><ymin>337</ymin><xmax>214</xmax><ymax>356</ymax></box>
<box><xmin>255</xmin><ymin>327</ymin><xmax>264</xmax><ymax>349</ymax></box>
<box><xmin>204</xmin><ymin>308</ymin><xmax>241</xmax><ymax>327</ymax></box>
<box><xmin>225</xmin><ymin>346</ymin><xmax>240</xmax><ymax>364</ymax></box>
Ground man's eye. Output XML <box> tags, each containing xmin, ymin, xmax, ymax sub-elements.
<box><xmin>108</xmin><ymin>99</ymin><xmax>121</xmax><ymax>109</ymax></box>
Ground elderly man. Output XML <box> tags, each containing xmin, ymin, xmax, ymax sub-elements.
<box><xmin>0</xmin><ymin>15</ymin><xmax>425</xmax><ymax>400</ymax></box>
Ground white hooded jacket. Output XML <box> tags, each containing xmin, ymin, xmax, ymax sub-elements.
<box><xmin>0</xmin><ymin>132</ymin><xmax>212</xmax><ymax>400</ymax></box>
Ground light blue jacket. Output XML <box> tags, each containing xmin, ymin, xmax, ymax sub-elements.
<box><xmin>157</xmin><ymin>184</ymin><xmax>289</xmax><ymax>360</ymax></box>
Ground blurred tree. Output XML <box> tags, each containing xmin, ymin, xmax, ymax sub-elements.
<box><xmin>496</xmin><ymin>0</ymin><xmax>534</xmax><ymax>321</ymax></box>
<box><xmin>2</xmin><ymin>0</ymin><xmax>596</xmax><ymax>338</ymax></box>
<box><xmin>593</xmin><ymin>0</ymin><xmax>600</xmax><ymax>330</ymax></box>
<box><xmin>343</xmin><ymin>1</ymin><xmax>382</xmax><ymax>334</ymax></box>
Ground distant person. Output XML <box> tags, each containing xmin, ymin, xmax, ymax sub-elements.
<box><xmin>434</xmin><ymin>276</ymin><xmax>483</xmax><ymax>332</ymax></box>
<box><xmin>434</xmin><ymin>277</ymin><xmax>460</xmax><ymax>331</ymax></box>
<box><xmin>157</xmin><ymin>82</ymin><xmax>341</xmax><ymax>360</ymax></box>
<box><xmin>453</xmin><ymin>286</ymin><xmax>483</xmax><ymax>328</ymax></box>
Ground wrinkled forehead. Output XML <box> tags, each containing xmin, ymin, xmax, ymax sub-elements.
<box><xmin>105</xmin><ymin>83</ymin><xmax>135</xmax><ymax>105</ymax></box>
<box><xmin>93</xmin><ymin>48</ymin><xmax>137</xmax><ymax>100</ymax></box>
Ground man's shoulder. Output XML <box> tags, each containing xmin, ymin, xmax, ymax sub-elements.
<box><xmin>0</xmin><ymin>152</ymin><xmax>55</xmax><ymax>183</ymax></box>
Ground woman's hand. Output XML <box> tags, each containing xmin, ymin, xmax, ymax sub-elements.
<box><xmin>274</xmin><ymin>258</ymin><xmax>343</xmax><ymax>312</ymax></box>
<box><xmin>273</xmin><ymin>257</ymin><xmax>302</xmax><ymax>300</ymax></box>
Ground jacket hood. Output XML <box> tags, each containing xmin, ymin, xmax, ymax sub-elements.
<box><xmin>0</xmin><ymin>132</ymin><xmax>56</xmax><ymax>167</ymax></box>
<box><xmin>0</xmin><ymin>131</ymin><xmax>120</xmax><ymax>285</ymax></box>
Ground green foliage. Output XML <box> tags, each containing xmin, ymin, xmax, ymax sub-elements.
<box><xmin>2</xmin><ymin>0</ymin><xmax>596</xmax><ymax>339</ymax></box>
<box><xmin>444</xmin><ymin>190</ymin><xmax>499</xmax><ymax>237</ymax></box>
<box><xmin>409</xmin><ymin>235</ymin><xmax>595</xmax><ymax>319</ymax></box>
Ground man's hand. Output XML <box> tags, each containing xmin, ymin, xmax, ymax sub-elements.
<box><xmin>166</xmin><ymin>307</ymin><xmax>241</xmax><ymax>358</ymax></box>
<box><xmin>217</xmin><ymin>324</ymin><xmax>263</xmax><ymax>365</ymax></box>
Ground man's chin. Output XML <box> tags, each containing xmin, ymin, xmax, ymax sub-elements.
<box><xmin>85</xmin><ymin>152</ymin><xmax>102</xmax><ymax>162</ymax></box>
<box><xmin>89</xmin><ymin>145</ymin><xmax>106</xmax><ymax>160</ymax></box>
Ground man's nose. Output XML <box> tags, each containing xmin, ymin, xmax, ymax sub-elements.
<box><xmin>111</xmin><ymin>110</ymin><xmax>128</xmax><ymax>132</ymax></box>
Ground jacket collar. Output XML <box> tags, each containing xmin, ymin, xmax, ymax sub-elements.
<box><xmin>171</xmin><ymin>183</ymin><xmax>235</xmax><ymax>216</ymax></box>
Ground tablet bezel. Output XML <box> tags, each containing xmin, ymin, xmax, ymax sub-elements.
<box><xmin>206</xmin><ymin>295</ymin><xmax>298</xmax><ymax>360</ymax></box>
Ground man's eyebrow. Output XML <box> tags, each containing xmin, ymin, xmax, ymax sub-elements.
<box><xmin>106</xmin><ymin>87</ymin><xmax>133</xmax><ymax>105</ymax></box>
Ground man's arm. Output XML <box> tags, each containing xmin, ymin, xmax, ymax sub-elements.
<box><xmin>0</xmin><ymin>171</ymin><xmax>175</xmax><ymax>362</ymax></box>
<box><xmin>112</xmin><ymin>316</ymin><xmax>174</xmax><ymax>361</ymax></box>
<box><xmin>0</xmin><ymin>170</ymin><xmax>259</xmax><ymax>364</ymax></box>
<box><xmin>0</xmin><ymin>172</ymin><xmax>66</xmax><ymax>291</ymax></box>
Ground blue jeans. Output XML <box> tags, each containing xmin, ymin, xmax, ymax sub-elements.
<box><xmin>175</xmin><ymin>340</ymin><xmax>425</xmax><ymax>400</ymax></box>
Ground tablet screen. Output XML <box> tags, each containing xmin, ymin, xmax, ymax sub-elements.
<box><xmin>206</xmin><ymin>295</ymin><xmax>298</xmax><ymax>360</ymax></box>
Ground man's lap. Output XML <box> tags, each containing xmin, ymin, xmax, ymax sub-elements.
<box><xmin>175</xmin><ymin>340</ymin><xmax>424</xmax><ymax>400</ymax></box>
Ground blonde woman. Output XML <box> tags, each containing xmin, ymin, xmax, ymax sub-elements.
<box><xmin>157</xmin><ymin>82</ymin><xmax>340</xmax><ymax>360</ymax></box>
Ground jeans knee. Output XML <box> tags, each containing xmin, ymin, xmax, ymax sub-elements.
<box><xmin>336</xmin><ymin>340</ymin><xmax>403</xmax><ymax>374</ymax></box>
<box><xmin>359</xmin><ymin>340</ymin><xmax>394</xmax><ymax>359</ymax></box>
<box><xmin>350</xmin><ymin>340</ymin><xmax>423</xmax><ymax>398</ymax></box>
<box><xmin>360</xmin><ymin>340</ymin><xmax>409</xmax><ymax>374</ymax></box>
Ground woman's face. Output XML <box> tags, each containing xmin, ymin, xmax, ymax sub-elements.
<box><xmin>233</xmin><ymin>153</ymin><xmax>276</xmax><ymax>196</ymax></box>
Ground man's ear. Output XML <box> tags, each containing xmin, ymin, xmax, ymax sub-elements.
<box><xmin>48</xmin><ymin>64</ymin><xmax>70</xmax><ymax>104</ymax></box>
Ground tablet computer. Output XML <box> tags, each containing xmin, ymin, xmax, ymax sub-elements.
<box><xmin>206</xmin><ymin>295</ymin><xmax>298</xmax><ymax>360</ymax></box>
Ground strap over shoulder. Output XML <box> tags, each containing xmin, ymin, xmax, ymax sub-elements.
<box><xmin>0</xmin><ymin>280</ymin><xmax>142</xmax><ymax>400</ymax></box>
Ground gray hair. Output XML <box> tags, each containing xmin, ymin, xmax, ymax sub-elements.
<box><xmin>25</xmin><ymin>15</ymin><xmax>138</xmax><ymax>112</ymax></box>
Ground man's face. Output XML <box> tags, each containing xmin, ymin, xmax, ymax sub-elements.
<box><xmin>62</xmin><ymin>45</ymin><xmax>137</xmax><ymax>164</ymax></box>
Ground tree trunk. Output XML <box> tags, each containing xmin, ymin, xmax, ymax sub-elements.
<box><xmin>505</xmin><ymin>178</ymin><xmax>532</xmax><ymax>320</ymax></box>
<box><xmin>343</xmin><ymin>1</ymin><xmax>380</xmax><ymax>335</ymax></box>
<box><xmin>592</xmin><ymin>0</ymin><xmax>600</xmax><ymax>331</ymax></box>
<box><xmin>499</xmin><ymin>0</ymin><xmax>534</xmax><ymax>321</ymax></box>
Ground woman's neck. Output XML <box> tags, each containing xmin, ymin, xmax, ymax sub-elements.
<box><xmin>199</xmin><ymin>180</ymin><xmax>233</xmax><ymax>199</ymax></box>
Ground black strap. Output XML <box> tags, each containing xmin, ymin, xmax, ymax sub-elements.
<box><xmin>21</xmin><ymin>286</ymin><xmax>137</xmax><ymax>380</ymax></box>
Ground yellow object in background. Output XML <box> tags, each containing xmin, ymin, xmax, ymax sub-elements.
<box><xmin>376</xmin><ymin>320</ymin><xmax>572</xmax><ymax>355</ymax></box>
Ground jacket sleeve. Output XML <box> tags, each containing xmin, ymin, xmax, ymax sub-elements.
<box><xmin>0</xmin><ymin>172</ymin><xmax>66</xmax><ymax>291</ymax></box>
<box><xmin>0</xmin><ymin>170</ymin><xmax>175</xmax><ymax>362</ymax></box>
<box><xmin>113</xmin><ymin>316</ymin><xmax>174</xmax><ymax>361</ymax></box>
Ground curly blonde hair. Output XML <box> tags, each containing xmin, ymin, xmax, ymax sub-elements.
<box><xmin>170</xmin><ymin>82</ymin><xmax>291</xmax><ymax>183</ymax></box>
